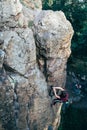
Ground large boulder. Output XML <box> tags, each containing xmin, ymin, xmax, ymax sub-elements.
<box><xmin>1</xmin><ymin>28</ymin><xmax>36</xmax><ymax>75</ymax></box>
<box><xmin>0</xmin><ymin>0</ymin><xmax>22</xmax><ymax>21</ymax></box>
<box><xmin>33</xmin><ymin>10</ymin><xmax>74</xmax><ymax>87</ymax></box>
<box><xmin>0</xmin><ymin>0</ymin><xmax>29</xmax><ymax>29</ymax></box>
<box><xmin>0</xmin><ymin>0</ymin><xmax>74</xmax><ymax>130</ymax></box>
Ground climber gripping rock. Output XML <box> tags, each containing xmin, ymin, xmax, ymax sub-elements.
<box><xmin>51</xmin><ymin>86</ymin><xmax>69</xmax><ymax>106</ymax></box>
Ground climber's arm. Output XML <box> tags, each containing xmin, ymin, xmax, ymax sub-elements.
<box><xmin>53</xmin><ymin>86</ymin><xmax>65</xmax><ymax>98</ymax></box>
<box><xmin>54</xmin><ymin>87</ymin><xmax>65</xmax><ymax>91</ymax></box>
<box><xmin>53</xmin><ymin>87</ymin><xmax>61</xmax><ymax>99</ymax></box>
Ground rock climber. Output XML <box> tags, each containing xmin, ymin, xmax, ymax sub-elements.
<box><xmin>51</xmin><ymin>86</ymin><xmax>69</xmax><ymax>106</ymax></box>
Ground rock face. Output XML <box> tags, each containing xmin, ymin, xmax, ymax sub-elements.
<box><xmin>33</xmin><ymin>10</ymin><xmax>73</xmax><ymax>88</ymax></box>
<box><xmin>0</xmin><ymin>0</ymin><xmax>74</xmax><ymax>130</ymax></box>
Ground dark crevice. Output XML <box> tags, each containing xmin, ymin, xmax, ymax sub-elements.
<box><xmin>34</xmin><ymin>34</ymin><xmax>48</xmax><ymax>81</ymax></box>
<box><xmin>3</xmin><ymin>63</ymin><xmax>28</xmax><ymax>79</ymax></box>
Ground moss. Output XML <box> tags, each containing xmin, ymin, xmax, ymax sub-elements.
<box><xmin>20</xmin><ymin>0</ymin><xmax>24</xmax><ymax>6</ymax></box>
<box><xmin>34</xmin><ymin>3</ymin><xmax>39</xmax><ymax>8</ymax></box>
<box><xmin>19</xmin><ymin>0</ymin><xmax>29</xmax><ymax>8</ymax></box>
<box><xmin>28</xmin><ymin>21</ymin><xmax>34</xmax><ymax>27</ymax></box>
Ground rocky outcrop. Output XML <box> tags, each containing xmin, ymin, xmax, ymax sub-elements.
<box><xmin>0</xmin><ymin>0</ymin><xmax>74</xmax><ymax>130</ymax></box>
<box><xmin>33</xmin><ymin>10</ymin><xmax>73</xmax><ymax>88</ymax></box>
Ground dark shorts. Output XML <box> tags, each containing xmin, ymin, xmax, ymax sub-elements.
<box><xmin>52</xmin><ymin>93</ymin><xmax>69</xmax><ymax>105</ymax></box>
